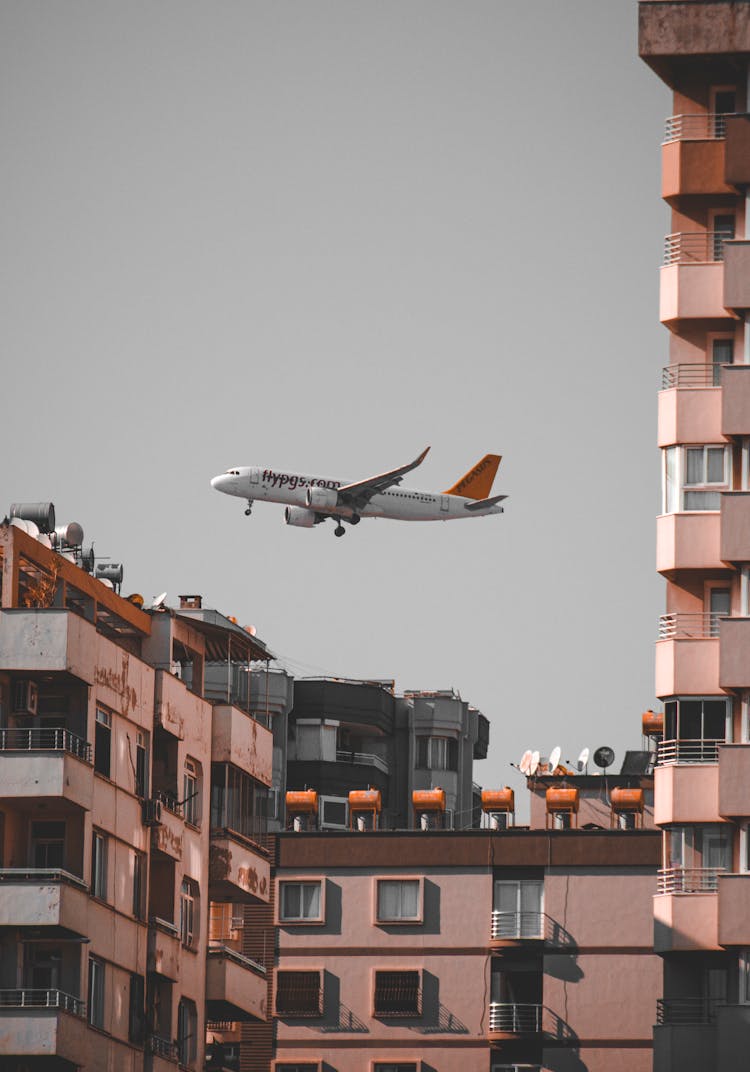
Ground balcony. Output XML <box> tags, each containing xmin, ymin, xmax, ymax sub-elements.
<box><xmin>656</xmin><ymin>513</ymin><xmax>722</xmax><ymax>573</ymax></box>
<box><xmin>148</xmin><ymin>916</ymin><xmax>181</xmax><ymax>980</ymax></box>
<box><xmin>719</xmin><ymin>617</ymin><xmax>750</xmax><ymax>690</ymax></box>
<box><xmin>654</xmin><ymin>760</ymin><xmax>719</xmax><ymax>824</ymax></box>
<box><xmin>211</xmin><ymin>705</ymin><xmax>273</xmax><ymax>786</ymax></box>
<box><xmin>656</xmin><ymin>615</ymin><xmax>721</xmax><ymax>698</ymax></box>
<box><xmin>718</xmin><ymin>873</ymin><xmax>750</xmax><ymax>945</ymax></box>
<box><xmin>206</xmin><ymin>945</ymin><xmax>267</xmax><ymax>1022</ymax></box>
<box><xmin>657</xmin><ymin>996</ymin><xmax>722</xmax><ymax>1024</ymax></box>
<box><xmin>660</xmin><ymin>233</ymin><xmax>728</xmax><ymax>323</ymax></box>
<box><xmin>719</xmin><ymin>743</ymin><xmax>750</xmax><ymax>817</ymax></box>
<box><xmin>0</xmin><ymin>869</ymin><xmax>89</xmax><ymax>936</ymax></box>
<box><xmin>721</xmin><ymin>492</ymin><xmax>750</xmax><ymax>562</ymax></box>
<box><xmin>0</xmin><ymin>609</ymin><xmax>96</xmax><ymax>683</ymax></box>
<box><xmin>658</xmin><ymin>370</ymin><xmax>723</xmax><ymax>448</ymax></box>
<box><xmin>654</xmin><ymin>869</ymin><xmax>720</xmax><ymax>953</ymax></box>
<box><xmin>155</xmin><ymin>668</ymin><xmax>210</xmax><ymax>740</ymax></box>
<box><xmin>723</xmin><ymin>239</ymin><xmax>750</xmax><ymax>311</ymax></box>
<box><xmin>488</xmin><ymin>1002</ymin><xmax>541</xmax><ymax>1039</ymax></box>
<box><xmin>0</xmin><ymin>730</ymin><xmax>93</xmax><ymax>811</ymax></box>
<box><xmin>209</xmin><ymin>830</ymin><xmax>270</xmax><ymax>904</ymax></box>
<box><xmin>335</xmin><ymin>749</ymin><xmax>389</xmax><ymax>775</ymax></box>
<box><xmin>721</xmin><ymin>365</ymin><xmax>750</xmax><ymax>437</ymax></box>
<box><xmin>147</xmin><ymin>1034</ymin><xmax>179</xmax><ymax>1062</ymax></box>
<box><xmin>149</xmin><ymin>793</ymin><xmax>184</xmax><ymax>860</ymax></box>
<box><xmin>662</xmin><ymin>115</ymin><xmax>732</xmax><ymax>199</ymax></box>
<box><xmin>0</xmin><ymin>989</ymin><xmax>88</xmax><ymax>1061</ymax></box>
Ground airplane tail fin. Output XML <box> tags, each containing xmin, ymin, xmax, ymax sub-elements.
<box><xmin>443</xmin><ymin>454</ymin><xmax>501</xmax><ymax>500</ymax></box>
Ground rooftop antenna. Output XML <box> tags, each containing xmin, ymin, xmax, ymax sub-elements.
<box><xmin>593</xmin><ymin>746</ymin><xmax>615</xmax><ymax>774</ymax></box>
<box><xmin>529</xmin><ymin>749</ymin><xmax>540</xmax><ymax>776</ymax></box>
<box><xmin>549</xmin><ymin>745</ymin><xmax>561</xmax><ymax>773</ymax></box>
<box><xmin>151</xmin><ymin>592</ymin><xmax>168</xmax><ymax>610</ymax></box>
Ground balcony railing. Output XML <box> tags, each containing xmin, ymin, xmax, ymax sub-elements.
<box><xmin>491</xmin><ymin>910</ymin><xmax>545</xmax><ymax>941</ymax></box>
<box><xmin>0</xmin><ymin>989</ymin><xmax>85</xmax><ymax>1017</ymax></box>
<box><xmin>664</xmin><ymin>232</ymin><xmax>733</xmax><ymax>266</ymax></box>
<box><xmin>661</xmin><ymin>363</ymin><xmax>723</xmax><ymax>389</ymax></box>
<box><xmin>208</xmin><ymin>942</ymin><xmax>266</xmax><ymax>975</ymax></box>
<box><xmin>658</xmin><ymin>613</ymin><xmax>725</xmax><ymax>640</ymax></box>
<box><xmin>147</xmin><ymin>1034</ymin><xmax>179</xmax><ymax>1059</ymax></box>
<box><xmin>664</xmin><ymin>113</ymin><xmax>730</xmax><ymax>142</ymax></box>
<box><xmin>0</xmin><ymin>727</ymin><xmax>91</xmax><ymax>762</ymax></box>
<box><xmin>335</xmin><ymin>750</ymin><xmax>389</xmax><ymax>774</ymax></box>
<box><xmin>149</xmin><ymin>915</ymin><xmax>180</xmax><ymax>937</ymax></box>
<box><xmin>0</xmin><ymin>868</ymin><xmax>88</xmax><ymax>890</ymax></box>
<box><xmin>153</xmin><ymin>788</ymin><xmax>183</xmax><ymax>817</ymax></box>
<box><xmin>657</xmin><ymin>739</ymin><xmax>722</xmax><ymax>765</ymax></box>
<box><xmin>488</xmin><ymin>1002</ymin><xmax>542</xmax><ymax>1033</ymax></box>
<box><xmin>657</xmin><ymin>996</ymin><xmax>724</xmax><ymax>1024</ymax></box>
<box><xmin>657</xmin><ymin>867</ymin><xmax>723</xmax><ymax>893</ymax></box>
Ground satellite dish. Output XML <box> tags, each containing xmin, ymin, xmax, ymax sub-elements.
<box><xmin>519</xmin><ymin>749</ymin><xmax>533</xmax><ymax>775</ymax></box>
<box><xmin>577</xmin><ymin>747</ymin><xmax>590</xmax><ymax>772</ymax></box>
<box><xmin>9</xmin><ymin>517</ymin><xmax>30</xmax><ymax>533</ymax></box>
<box><xmin>151</xmin><ymin>592</ymin><xmax>168</xmax><ymax>609</ymax></box>
<box><xmin>549</xmin><ymin>746</ymin><xmax>561</xmax><ymax>772</ymax></box>
<box><xmin>529</xmin><ymin>750</ymin><xmax>540</xmax><ymax>776</ymax></box>
<box><xmin>594</xmin><ymin>746</ymin><xmax>615</xmax><ymax>772</ymax></box>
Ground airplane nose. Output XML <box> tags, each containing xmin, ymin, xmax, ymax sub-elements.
<box><xmin>210</xmin><ymin>474</ymin><xmax>225</xmax><ymax>491</ymax></box>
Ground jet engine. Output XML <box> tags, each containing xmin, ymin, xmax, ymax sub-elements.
<box><xmin>285</xmin><ymin>506</ymin><xmax>317</xmax><ymax>528</ymax></box>
<box><xmin>306</xmin><ymin>486</ymin><xmax>339</xmax><ymax>511</ymax></box>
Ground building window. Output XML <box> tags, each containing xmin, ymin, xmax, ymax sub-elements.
<box><xmin>128</xmin><ymin>974</ymin><xmax>145</xmax><ymax>1044</ymax></box>
<box><xmin>133</xmin><ymin>851</ymin><xmax>146</xmax><ymax>919</ymax></box>
<box><xmin>91</xmin><ymin>830</ymin><xmax>108</xmax><ymax>901</ymax></box>
<box><xmin>373</xmin><ymin>970</ymin><xmax>422</xmax><ymax>1017</ymax></box>
<box><xmin>279</xmin><ymin>881</ymin><xmax>323</xmax><ymax>923</ymax></box>
<box><xmin>667</xmin><ymin>824</ymin><xmax>732</xmax><ymax>884</ymax></box>
<box><xmin>94</xmin><ymin>708</ymin><xmax>112</xmax><ymax>778</ymax></box>
<box><xmin>183</xmin><ymin>757</ymin><xmax>200</xmax><ymax>826</ymax></box>
<box><xmin>711</xmin><ymin>211</ymin><xmax>735</xmax><ymax>260</ymax></box>
<box><xmin>662</xmin><ymin>445</ymin><xmax>730</xmax><ymax>512</ymax></box>
<box><xmin>179</xmin><ymin>878</ymin><xmax>198</xmax><ymax>948</ymax></box>
<box><xmin>275</xmin><ymin>971</ymin><xmax>323</xmax><ymax>1017</ymax></box>
<box><xmin>177</xmin><ymin>998</ymin><xmax>197</xmax><ymax>1067</ymax></box>
<box><xmin>711</xmin><ymin>336</ymin><xmax>734</xmax><ymax>386</ymax></box>
<box><xmin>493</xmin><ymin>879</ymin><xmax>544</xmax><ymax>939</ymax></box>
<box><xmin>31</xmin><ymin>821</ymin><xmax>65</xmax><ymax>869</ymax></box>
<box><xmin>210</xmin><ymin>763</ymin><xmax>269</xmax><ymax>842</ymax></box>
<box><xmin>373</xmin><ymin>1065</ymin><xmax>419</xmax><ymax>1072</ymax></box>
<box><xmin>415</xmin><ymin>736</ymin><xmax>457</xmax><ymax>771</ymax></box>
<box><xmin>88</xmin><ymin>955</ymin><xmax>105</xmax><ymax>1029</ymax></box>
<box><xmin>376</xmin><ymin>880</ymin><xmax>422</xmax><ymax>923</ymax></box>
<box><xmin>664</xmin><ymin>699</ymin><xmax>728</xmax><ymax>752</ymax></box>
<box><xmin>135</xmin><ymin>730</ymin><xmax>148</xmax><ymax>798</ymax></box>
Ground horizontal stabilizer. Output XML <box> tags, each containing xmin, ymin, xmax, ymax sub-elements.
<box><xmin>464</xmin><ymin>493</ymin><xmax>507</xmax><ymax>512</ymax></box>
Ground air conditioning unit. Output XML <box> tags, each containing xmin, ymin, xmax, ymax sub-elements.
<box><xmin>319</xmin><ymin>795</ymin><xmax>349</xmax><ymax>830</ymax></box>
<box><xmin>12</xmin><ymin>680</ymin><xmax>38</xmax><ymax>716</ymax></box>
<box><xmin>141</xmin><ymin>798</ymin><xmax>163</xmax><ymax>826</ymax></box>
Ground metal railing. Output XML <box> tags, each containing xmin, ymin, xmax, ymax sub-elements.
<box><xmin>658</xmin><ymin>613</ymin><xmax>725</xmax><ymax>640</ymax></box>
<box><xmin>657</xmin><ymin>739</ymin><xmax>722</xmax><ymax>765</ymax></box>
<box><xmin>664</xmin><ymin>113</ymin><xmax>731</xmax><ymax>141</ymax></box>
<box><xmin>491</xmin><ymin>910</ymin><xmax>545</xmax><ymax>941</ymax></box>
<box><xmin>335</xmin><ymin>750</ymin><xmax>389</xmax><ymax>774</ymax></box>
<box><xmin>147</xmin><ymin>1034</ymin><xmax>179</xmax><ymax>1059</ymax></box>
<box><xmin>661</xmin><ymin>363</ymin><xmax>723</xmax><ymax>389</ymax></box>
<box><xmin>207</xmin><ymin>942</ymin><xmax>266</xmax><ymax>975</ymax></box>
<box><xmin>657</xmin><ymin>867</ymin><xmax>723</xmax><ymax>893</ymax></box>
<box><xmin>0</xmin><ymin>989</ymin><xmax>85</xmax><ymax>1017</ymax></box>
<box><xmin>149</xmin><ymin>915</ymin><xmax>180</xmax><ymax>937</ymax></box>
<box><xmin>153</xmin><ymin>788</ymin><xmax>183</xmax><ymax>817</ymax></box>
<box><xmin>0</xmin><ymin>867</ymin><xmax>87</xmax><ymax>890</ymax></box>
<box><xmin>657</xmin><ymin>996</ymin><xmax>724</xmax><ymax>1024</ymax></box>
<box><xmin>664</xmin><ymin>231</ymin><xmax>733</xmax><ymax>265</ymax></box>
<box><xmin>489</xmin><ymin>1002</ymin><xmax>542</xmax><ymax>1033</ymax></box>
<box><xmin>0</xmin><ymin>727</ymin><xmax>91</xmax><ymax>762</ymax></box>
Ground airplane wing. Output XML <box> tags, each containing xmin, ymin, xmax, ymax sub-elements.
<box><xmin>337</xmin><ymin>447</ymin><xmax>431</xmax><ymax>511</ymax></box>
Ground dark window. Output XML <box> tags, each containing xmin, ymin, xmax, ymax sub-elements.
<box><xmin>712</xmin><ymin>338</ymin><xmax>734</xmax><ymax>386</ymax></box>
<box><xmin>415</xmin><ymin>736</ymin><xmax>457</xmax><ymax>771</ymax></box>
<box><xmin>88</xmin><ymin>956</ymin><xmax>105</xmax><ymax>1028</ymax></box>
<box><xmin>210</xmin><ymin>763</ymin><xmax>269</xmax><ymax>842</ymax></box>
<box><xmin>133</xmin><ymin>852</ymin><xmax>146</xmax><ymax>919</ymax></box>
<box><xmin>128</xmin><ymin>974</ymin><xmax>145</xmax><ymax>1044</ymax></box>
<box><xmin>373</xmin><ymin>1065</ymin><xmax>419</xmax><ymax>1072</ymax></box>
<box><xmin>177</xmin><ymin>998</ymin><xmax>197</xmax><ymax>1067</ymax></box>
<box><xmin>31</xmin><ymin>821</ymin><xmax>65</xmax><ymax>869</ymax></box>
<box><xmin>94</xmin><ymin>708</ymin><xmax>111</xmax><ymax>778</ymax></box>
<box><xmin>91</xmin><ymin>831</ymin><xmax>108</xmax><ymax>900</ymax></box>
<box><xmin>275</xmin><ymin>971</ymin><xmax>322</xmax><ymax>1017</ymax></box>
<box><xmin>374</xmin><ymin>970</ymin><xmax>421</xmax><ymax>1017</ymax></box>
<box><xmin>135</xmin><ymin>731</ymin><xmax>148</xmax><ymax>797</ymax></box>
<box><xmin>664</xmin><ymin>699</ymin><xmax>727</xmax><ymax>741</ymax></box>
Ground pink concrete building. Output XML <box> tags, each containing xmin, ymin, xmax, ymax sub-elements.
<box><xmin>640</xmin><ymin>3</ymin><xmax>750</xmax><ymax>1067</ymax></box>
<box><xmin>267</xmin><ymin>827</ymin><xmax>660</xmax><ymax>1072</ymax></box>
<box><xmin>0</xmin><ymin>521</ymin><xmax>280</xmax><ymax>1071</ymax></box>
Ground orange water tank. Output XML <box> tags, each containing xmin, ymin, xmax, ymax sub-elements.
<box><xmin>481</xmin><ymin>788</ymin><xmax>515</xmax><ymax>813</ymax></box>
<box><xmin>349</xmin><ymin>789</ymin><xmax>381</xmax><ymax>813</ymax></box>
<box><xmin>642</xmin><ymin>710</ymin><xmax>664</xmax><ymax>737</ymax></box>
<box><xmin>285</xmin><ymin>790</ymin><xmax>318</xmax><ymax>814</ymax></box>
<box><xmin>610</xmin><ymin>788</ymin><xmax>645</xmax><ymax>812</ymax></box>
<box><xmin>545</xmin><ymin>787</ymin><xmax>579</xmax><ymax>813</ymax></box>
<box><xmin>412</xmin><ymin>788</ymin><xmax>446</xmax><ymax>812</ymax></box>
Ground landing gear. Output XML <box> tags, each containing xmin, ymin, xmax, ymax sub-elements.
<box><xmin>244</xmin><ymin>499</ymin><xmax>254</xmax><ymax>516</ymax></box>
<box><xmin>334</xmin><ymin>524</ymin><xmax>346</xmax><ymax>537</ymax></box>
<box><xmin>349</xmin><ymin>514</ymin><xmax>361</xmax><ymax>525</ymax></box>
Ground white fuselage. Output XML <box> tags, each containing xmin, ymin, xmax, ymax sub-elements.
<box><xmin>211</xmin><ymin>466</ymin><xmax>503</xmax><ymax>521</ymax></box>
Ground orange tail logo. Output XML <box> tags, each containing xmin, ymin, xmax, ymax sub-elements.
<box><xmin>443</xmin><ymin>454</ymin><xmax>501</xmax><ymax>500</ymax></box>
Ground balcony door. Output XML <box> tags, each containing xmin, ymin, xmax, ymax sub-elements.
<box><xmin>494</xmin><ymin>880</ymin><xmax>543</xmax><ymax>939</ymax></box>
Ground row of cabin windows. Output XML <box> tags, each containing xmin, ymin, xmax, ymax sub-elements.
<box><xmin>275</xmin><ymin>969</ymin><xmax>421</xmax><ymax>1018</ymax></box>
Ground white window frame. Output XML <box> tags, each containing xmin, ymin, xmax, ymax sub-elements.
<box><xmin>183</xmin><ymin>757</ymin><xmax>200</xmax><ymax>826</ymax></box>
<box><xmin>662</xmin><ymin>444</ymin><xmax>730</xmax><ymax>513</ymax></box>
<box><xmin>91</xmin><ymin>830</ymin><xmax>108</xmax><ymax>901</ymax></box>
<box><xmin>88</xmin><ymin>955</ymin><xmax>105</xmax><ymax>1029</ymax></box>
<box><xmin>180</xmin><ymin>878</ymin><xmax>198</xmax><ymax>947</ymax></box>
<box><xmin>375</xmin><ymin>878</ymin><xmax>424</xmax><ymax>924</ymax></box>
<box><xmin>278</xmin><ymin>880</ymin><xmax>324</xmax><ymax>924</ymax></box>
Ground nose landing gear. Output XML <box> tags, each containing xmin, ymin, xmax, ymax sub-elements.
<box><xmin>244</xmin><ymin>500</ymin><xmax>254</xmax><ymax>516</ymax></box>
<box><xmin>334</xmin><ymin>524</ymin><xmax>346</xmax><ymax>537</ymax></box>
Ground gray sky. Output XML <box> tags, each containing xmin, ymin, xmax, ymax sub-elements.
<box><xmin>2</xmin><ymin>1</ymin><xmax>669</xmax><ymax>811</ymax></box>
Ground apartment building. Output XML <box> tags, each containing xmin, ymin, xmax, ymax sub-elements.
<box><xmin>640</xmin><ymin>3</ymin><xmax>750</xmax><ymax>1068</ymax></box>
<box><xmin>287</xmin><ymin>678</ymin><xmax>489</xmax><ymax>831</ymax></box>
<box><xmin>0</xmin><ymin>520</ymin><xmax>276</xmax><ymax>1071</ymax></box>
<box><xmin>268</xmin><ymin>825</ymin><xmax>660</xmax><ymax>1072</ymax></box>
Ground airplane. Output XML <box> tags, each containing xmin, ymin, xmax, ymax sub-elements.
<box><xmin>210</xmin><ymin>448</ymin><xmax>506</xmax><ymax>537</ymax></box>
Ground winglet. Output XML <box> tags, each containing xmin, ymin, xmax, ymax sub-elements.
<box><xmin>444</xmin><ymin>454</ymin><xmax>501</xmax><ymax>500</ymax></box>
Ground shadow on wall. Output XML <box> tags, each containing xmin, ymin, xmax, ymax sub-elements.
<box><xmin>321</xmin><ymin>971</ymin><xmax>369</xmax><ymax>1033</ymax></box>
<box><xmin>413</xmin><ymin>971</ymin><xmax>469</xmax><ymax>1035</ymax></box>
<box><xmin>547</xmin><ymin>916</ymin><xmax>577</xmax><ymax>951</ymax></box>
<box><xmin>544</xmin><ymin>1007</ymin><xmax>579</xmax><ymax>1044</ymax></box>
<box><xmin>544</xmin><ymin>953</ymin><xmax>584</xmax><ymax>984</ymax></box>
<box><xmin>541</xmin><ymin>1049</ymin><xmax>589</xmax><ymax>1072</ymax></box>
<box><xmin>379</xmin><ymin>878</ymin><xmax>441</xmax><ymax>936</ymax></box>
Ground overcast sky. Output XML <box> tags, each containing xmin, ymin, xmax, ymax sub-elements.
<box><xmin>2</xmin><ymin>1</ymin><xmax>669</xmax><ymax>814</ymax></box>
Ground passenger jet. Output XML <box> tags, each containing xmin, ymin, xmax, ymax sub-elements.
<box><xmin>210</xmin><ymin>448</ymin><xmax>506</xmax><ymax>537</ymax></box>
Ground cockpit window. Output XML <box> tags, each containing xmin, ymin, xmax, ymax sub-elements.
<box><xmin>226</xmin><ymin>469</ymin><xmax>241</xmax><ymax>476</ymax></box>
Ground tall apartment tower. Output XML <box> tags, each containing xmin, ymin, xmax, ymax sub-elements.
<box><xmin>640</xmin><ymin>3</ymin><xmax>750</xmax><ymax>1067</ymax></box>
